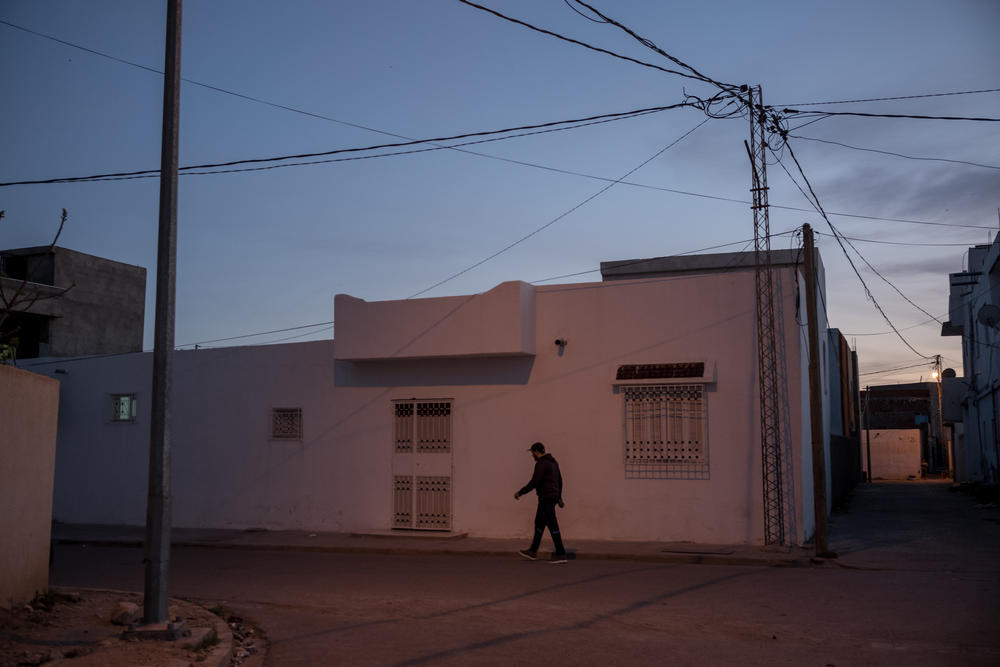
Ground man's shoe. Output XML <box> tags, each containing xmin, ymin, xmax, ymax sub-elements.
<box><xmin>518</xmin><ymin>549</ymin><xmax>537</xmax><ymax>560</ymax></box>
<box><xmin>549</xmin><ymin>553</ymin><xmax>569</xmax><ymax>564</ymax></box>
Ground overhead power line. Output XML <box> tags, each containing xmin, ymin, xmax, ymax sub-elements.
<box><xmin>175</xmin><ymin>320</ymin><xmax>335</xmax><ymax>349</ymax></box>
<box><xmin>0</xmin><ymin>103</ymin><xmax>689</xmax><ymax>187</ymax></box>
<box><xmin>859</xmin><ymin>361</ymin><xmax>934</xmax><ymax>377</ymax></box>
<box><xmin>790</xmin><ymin>134</ymin><xmax>1000</xmax><ymax>170</ymax></box>
<box><xmin>563</xmin><ymin>0</ymin><xmax>606</xmax><ymax>23</ymax></box>
<box><xmin>813</xmin><ymin>231</ymin><xmax>977</xmax><ymax>248</ymax></box>
<box><xmin>782</xmin><ymin>108</ymin><xmax>1000</xmax><ymax>122</ymax></box>
<box><xmin>0</xmin><ymin>17</ymin><xmax>464</xmax><ymax>143</ymax></box>
<box><xmin>776</xmin><ymin>87</ymin><xmax>1000</xmax><ymax>107</ymax></box>
<box><xmin>69</xmin><ymin>109</ymin><xmax>672</xmax><ymax>183</ymax></box>
<box><xmin>257</xmin><ymin>324</ymin><xmax>335</xmax><ymax>345</ymax></box>
<box><xmin>529</xmin><ymin>228</ymin><xmax>798</xmax><ymax>283</ymax></box>
<box><xmin>407</xmin><ymin>117</ymin><xmax>710</xmax><ymax>299</ymax></box>
<box><xmin>455</xmin><ymin>0</ymin><xmax>711</xmax><ymax>83</ymax></box>
<box><xmin>844</xmin><ymin>312</ymin><xmax>944</xmax><ymax>336</ymax></box>
<box><xmin>780</xmin><ymin>140</ymin><xmax>932</xmax><ymax>359</ymax></box>
<box><xmin>838</xmin><ymin>234</ymin><xmax>942</xmax><ymax>324</ymax></box>
<box><xmin>567</xmin><ymin>1</ymin><xmax>736</xmax><ymax>92</ymax></box>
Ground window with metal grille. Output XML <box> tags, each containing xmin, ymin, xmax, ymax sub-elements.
<box><xmin>622</xmin><ymin>384</ymin><xmax>708</xmax><ymax>479</ymax></box>
<box><xmin>271</xmin><ymin>407</ymin><xmax>303</xmax><ymax>440</ymax></box>
<box><xmin>393</xmin><ymin>401</ymin><xmax>451</xmax><ymax>453</ymax></box>
<box><xmin>110</xmin><ymin>394</ymin><xmax>136</xmax><ymax>422</ymax></box>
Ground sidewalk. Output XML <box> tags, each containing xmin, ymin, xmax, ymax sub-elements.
<box><xmin>51</xmin><ymin>480</ymin><xmax>1000</xmax><ymax>571</ymax></box>
<box><xmin>52</xmin><ymin>521</ymin><xmax>811</xmax><ymax>567</ymax></box>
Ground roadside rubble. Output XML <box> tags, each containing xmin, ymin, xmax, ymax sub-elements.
<box><xmin>0</xmin><ymin>589</ymin><xmax>232</xmax><ymax>667</ymax></box>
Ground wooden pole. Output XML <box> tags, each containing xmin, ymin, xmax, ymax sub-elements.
<box><xmin>803</xmin><ymin>224</ymin><xmax>832</xmax><ymax>557</ymax></box>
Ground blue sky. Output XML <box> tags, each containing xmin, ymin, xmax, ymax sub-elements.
<box><xmin>1</xmin><ymin>0</ymin><xmax>998</xmax><ymax>383</ymax></box>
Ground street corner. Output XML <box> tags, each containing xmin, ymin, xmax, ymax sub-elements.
<box><xmin>0</xmin><ymin>587</ymin><xmax>236</xmax><ymax>667</ymax></box>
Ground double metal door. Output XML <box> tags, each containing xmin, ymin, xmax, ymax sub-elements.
<box><xmin>392</xmin><ymin>400</ymin><xmax>452</xmax><ymax>530</ymax></box>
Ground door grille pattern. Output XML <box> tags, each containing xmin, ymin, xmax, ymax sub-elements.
<box><xmin>394</xmin><ymin>403</ymin><xmax>414</xmax><ymax>452</ymax></box>
<box><xmin>623</xmin><ymin>384</ymin><xmax>708</xmax><ymax>479</ymax></box>
<box><xmin>415</xmin><ymin>476</ymin><xmax>451</xmax><ymax>529</ymax></box>
<box><xmin>393</xmin><ymin>476</ymin><xmax>413</xmax><ymax>527</ymax></box>
<box><xmin>416</xmin><ymin>402</ymin><xmax>451</xmax><ymax>452</ymax></box>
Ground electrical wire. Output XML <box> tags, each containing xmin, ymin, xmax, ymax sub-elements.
<box><xmin>776</xmin><ymin>87</ymin><xmax>1000</xmax><ymax>107</ymax></box>
<box><xmin>782</xmin><ymin>158</ymin><xmax>945</xmax><ymax>328</ymax></box>
<box><xmin>407</xmin><ymin>117</ymin><xmax>710</xmax><ymax>299</ymax></box>
<box><xmin>175</xmin><ymin>321</ymin><xmax>335</xmax><ymax>349</ymax></box>
<box><xmin>563</xmin><ymin>0</ymin><xmax>606</xmax><ymax>23</ymax></box>
<box><xmin>843</xmin><ymin>312</ymin><xmax>944</xmax><ymax>336</ymax></box>
<box><xmin>0</xmin><ymin>18</ymin><xmax>420</xmax><ymax>139</ymax></box>
<box><xmin>455</xmin><ymin>0</ymin><xmax>709</xmax><ymax>82</ymax></box>
<box><xmin>780</xmin><ymin>139</ymin><xmax>932</xmax><ymax>359</ymax></box>
<box><xmin>256</xmin><ymin>324</ymin><xmax>335</xmax><ymax>345</ymax></box>
<box><xmin>2</xmin><ymin>16</ymin><xmax>719</xmax><ymax>187</ymax></box>
<box><xmin>782</xmin><ymin>108</ymin><xmax>1000</xmax><ymax>122</ymax></box>
<box><xmin>814</xmin><ymin>232</ymin><xmax>979</xmax><ymax>248</ymax></box>
<box><xmin>529</xmin><ymin>228</ymin><xmax>798</xmax><ymax>283</ymax></box>
<box><xmin>568</xmin><ymin>1</ymin><xmax>737</xmax><ymax>92</ymax></box>
<box><xmin>859</xmin><ymin>361</ymin><xmax>934</xmax><ymax>377</ymax></box>
<box><xmin>0</xmin><ymin>103</ymin><xmax>689</xmax><ymax>187</ymax></box>
<box><xmin>65</xmin><ymin>109</ymin><xmax>672</xmax><ymax>183</ymax></box>
<box><xmin>0</xmin><ymin>25</ymin><xmax>990</xmax><ymax>234</ymax></box>
<box><xmin>837</xmin><ymin>234</ymin><xmax>942</xmax><ymax>324</ymax></box>
<box><xmin>861</xmin><ymin>358</ymin><xmax>934</xmax><ymax>374</ymax></box>
<box><xmin>789</xmin><ymin>134</ymin><xmax>1000</xmax><ymax>170</ymax></box>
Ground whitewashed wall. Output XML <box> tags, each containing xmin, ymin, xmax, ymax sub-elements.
<box><xmin>335</xmin><ymin>266</ymin><xmax>818</xmax><ymax>545</ymax></box>
<box><xmin>861</xmin><ymin>429</ymin><xmax>923</xmax><ymax>480</ymax></box>
<box><xmin>26</xmin><ymin>262</ymin><xmax>831</xmax><ymax>545</ymax></box>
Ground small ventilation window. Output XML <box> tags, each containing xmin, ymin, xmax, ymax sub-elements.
<box><xmin>110</xmin><ymin>394</ymin><xmax>136</xmax><ymax>422</ymax></box>
<box><xmin>271</xmin><ymin>408</ymin><xmax>303</xmax><ymax>441</ymax></box>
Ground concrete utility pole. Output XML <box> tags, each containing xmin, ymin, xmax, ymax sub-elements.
<box><xmin>802</xmin><ymin>223</ymin><xmax>831</xmax><ymax>557</ymax></box>
<box><xmin>144</xmin><ymin>0</ymin><xmax>182</xmax><ymax>625</ymax></box>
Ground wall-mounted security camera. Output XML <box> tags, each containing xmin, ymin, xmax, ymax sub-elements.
<box><xmin>554</xmin><ymin>338</ymin><xmax>567</xmax><ymax>347</ymax></box>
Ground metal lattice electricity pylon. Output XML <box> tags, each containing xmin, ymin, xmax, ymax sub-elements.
<box><xmin>745</xmin><ymin>85</ymin><xmax>786</xmax><ymax>546</ymax></box>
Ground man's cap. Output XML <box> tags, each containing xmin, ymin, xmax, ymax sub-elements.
<box><xmin>529</xmin><ymin>442</ymin><xmax>545</xmax><ymax>454</ymax></box>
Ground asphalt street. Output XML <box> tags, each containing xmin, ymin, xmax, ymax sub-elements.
<box><xmin>52</xmin><ymin>543</ymin><xmax>999</xmax><ymax>665</ymax></box>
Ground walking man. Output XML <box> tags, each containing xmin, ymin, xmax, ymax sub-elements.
<box><xmin>514</xmin><ymin>442</ymin><xmax>568</xmax><ymax>564</ymax></box>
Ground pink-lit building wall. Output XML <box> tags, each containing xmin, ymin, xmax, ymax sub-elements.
<box><xmin>25</xmin><ymin>250</ymin><xmax>833</xmax><ymax>546</ymax></box>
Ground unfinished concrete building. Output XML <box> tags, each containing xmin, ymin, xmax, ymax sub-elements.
<box><xmin>0</xmin><ymin>246</ymin><xmax>145</xmax><ymax>359</ymax></box>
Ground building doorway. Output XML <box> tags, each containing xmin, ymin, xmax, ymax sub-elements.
<box><xmin>392</xmin><ymin>399</ymin><xmax>453</xmax><ymax>530</ymax></box>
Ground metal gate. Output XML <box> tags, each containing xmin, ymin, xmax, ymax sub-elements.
<box><xmin>392</xmin><ymin>400</ymin><xmax>452</xmax><ymax>530</ymax></box>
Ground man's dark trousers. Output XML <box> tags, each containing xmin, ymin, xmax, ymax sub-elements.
<box><xmin>529</xmin><ymin>495</ymin><xmax>565</xmax><ymax>554</ymax></box>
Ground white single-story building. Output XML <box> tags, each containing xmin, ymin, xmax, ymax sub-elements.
<box><xmin>24</xmin><ymin>249</ymin><xmax>843</xmax><ymax>545</ymax></box>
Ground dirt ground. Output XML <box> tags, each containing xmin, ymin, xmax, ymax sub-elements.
<box><xmin>0</xmin><ymin>589</ymin><xmax>230</xmax><ymax>667</ymax></box>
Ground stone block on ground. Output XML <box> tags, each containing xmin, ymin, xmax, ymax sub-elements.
<box><xmin>109</xmin><ymin>600</ymin><xmax>140</xmax><ymax>626</ymax></box>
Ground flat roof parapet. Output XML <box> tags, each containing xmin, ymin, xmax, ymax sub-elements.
<box><xmin>601</xmin><ymin>249</ymin><xmax>806</xmax><ymax>281</ymax></box>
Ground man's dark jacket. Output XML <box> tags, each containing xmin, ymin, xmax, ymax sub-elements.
<box><xmin>518</xmin><ymin>453</ymin><xmax>563</xmax><ymax>500</ymax></box>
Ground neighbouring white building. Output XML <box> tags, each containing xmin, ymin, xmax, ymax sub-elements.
<box><xmin>23</xmin><ymin>249</ymin><xmax>848</xmax><ymax>546</ymax></box>
<box><xmin>943</xmin><ymin>232</ymin><xmax>1000</xmax><ymax>483</ymax></box>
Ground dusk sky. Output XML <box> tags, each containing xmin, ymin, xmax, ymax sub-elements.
<box><xmin>2</xmin><ymin>0</ymin><xmax>998</xmax><ymax>384</ymax></box>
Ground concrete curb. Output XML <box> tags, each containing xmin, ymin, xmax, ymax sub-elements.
<box><xmin>54</xmin><ymin>537</ymin><xmax>812</xmax><ymax>568</ymax></box>
<box><xmin>200</xmin><ymin>606</ymin><xmax>234</xmax><ymax>667</ymax></box>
